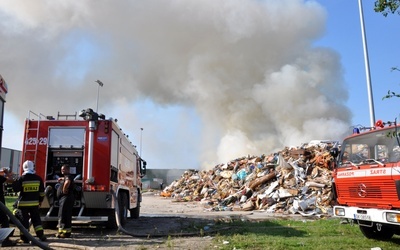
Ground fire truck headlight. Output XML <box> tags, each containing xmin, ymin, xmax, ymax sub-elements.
<box><xmin>386</xmin><ymin>212</ymin><xmax>400</xmax><ymax>223</ymax></box>
<box><xmin>334</xmin><ymin>207</ymin><xmax>345</xmax><ymax>216</ymax></box>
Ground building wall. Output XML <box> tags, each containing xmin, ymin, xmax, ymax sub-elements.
<box><xmin>0</xmin><ymin>147</ymin><xmax>21</xmax><ymax>173</ymax></box>
<box><xmin>143</xmin><ymin>169</ymin><xmax>187</xmax><ymax>189</ymax></box>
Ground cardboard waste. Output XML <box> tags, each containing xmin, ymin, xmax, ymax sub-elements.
<box><xmin>160</xmin><ymin>140</ymin><xmax>339</xmax><ymax>217</ymax></box>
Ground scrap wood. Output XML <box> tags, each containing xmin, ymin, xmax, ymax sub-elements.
<box><xmin>162</xmin><ymin>140</ymin><xmax>338</xmax><ymax>217</ymax></box>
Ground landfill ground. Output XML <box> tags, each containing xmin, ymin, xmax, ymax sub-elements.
<box><xmin>3</xmin><ymin>190</ymin><xmax>309</xmax><ymax>250</ymax></box>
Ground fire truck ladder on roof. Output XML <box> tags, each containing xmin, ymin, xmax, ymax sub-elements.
<box><xmin>57</xmin><ymin>111</ymin><xmax>77</xmax><ymax>120</ymax></box>
<box><xmin>23</xmin><ymin>111</ymin><xmax>47</xmax><ymax>165</ymax></box>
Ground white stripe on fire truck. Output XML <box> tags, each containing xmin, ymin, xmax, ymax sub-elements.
<box><xmin>336</xmin><ymin>167</ymin><xmax>400</xmax><ymax>178</ymax></box>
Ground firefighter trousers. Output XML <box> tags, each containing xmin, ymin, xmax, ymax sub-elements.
<box><xmin>0</xmin><ymin>196</ymin><xmax>10</xmax><ymax>228</ymax></box>
<box><xmin>58</xmin><ymin>195</ymin><xmax>74</xmax><ymax>235</ymax></box>
<box><xmin>19</xmin><ymin>206</ymin><xmax>44</xmax><ymax>241</ymax></box>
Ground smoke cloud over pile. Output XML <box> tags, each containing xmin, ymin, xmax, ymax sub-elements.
<box><xmin>0</xmin><ymin>0</ymin><xmax>351</xmax><ymax>169</ymax></box>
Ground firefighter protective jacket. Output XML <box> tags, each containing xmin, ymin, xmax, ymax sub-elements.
<box><xmin>13</xmin><ymin>173</ymin><xmax>45</xmax><ymax>207</ymax></box>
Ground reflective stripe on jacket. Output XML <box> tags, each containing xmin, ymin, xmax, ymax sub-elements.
<box><xmin>13</xmin><ymin>173</ymin><xmax>45</xmax><ymax>208</ymax></box>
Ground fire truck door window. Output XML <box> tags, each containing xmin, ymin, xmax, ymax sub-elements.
<box><xmin>353</xmin><ymin>144</ymin><xmax>368</xmax><ymax>163</ymax></box>
<box><xmin>375</xmin><ymin>145</ymin><xmax>388</xmax><ymax>161</ymax></box>
<box><xmin>341</xmin><ymin>143</ymin><xmax>369</xmax><ymax>165</ymax></box>
<box><xmin>120</xmin><ymin>146</ymin><xmax>134</xmax><ymax>172</ymax></box>
<box><xmin>389</xmin><ymin>146</ymin><xmax>400</xmax><ymax>162</ymax></box>
<box><xmin>49</xmin><ymin>128</ymin><xmax>85</xmax><ymax>148</ymax></box>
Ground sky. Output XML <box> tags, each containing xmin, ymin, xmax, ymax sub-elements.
<box><xmin>0</xmin><ymin>0</ymin><xmax>398</xmax><ymax>170</ymax></box>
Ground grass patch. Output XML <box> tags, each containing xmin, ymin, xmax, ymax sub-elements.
<box><xmin>211</xmin><ymin>218</ymin><xmax>400</xmax><ymax>250</ymax></box>
<box><xmin>5</xmin><ymin>196</ymin><xmax>17</xmax><ymax>211</ymax></box>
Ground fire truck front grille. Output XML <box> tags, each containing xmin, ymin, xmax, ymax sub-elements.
<box><xmin>337</xmin><ymin>180</ymin><xmax>398</xmax><ymax>200</ymax></box>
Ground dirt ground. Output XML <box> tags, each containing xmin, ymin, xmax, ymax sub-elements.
<box><xmin>3</xmin><ymin>191</ymin><xmax>303</xmax><ymax>249</ymax></box>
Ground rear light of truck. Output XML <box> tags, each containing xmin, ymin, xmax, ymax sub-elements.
<box><xmin>84</xmin><ymin>184</ymin><xmax>106</xmax><ymax>191</ymax></box>
<box><xmin>334</xmin><ymin>207</ymin><xmax>345</xmax><ymax>216</ymax></box>
<box><xmin>386</xmin><ymin>212</ymin><xmax>400</xmax><ymax>223</ymax></box>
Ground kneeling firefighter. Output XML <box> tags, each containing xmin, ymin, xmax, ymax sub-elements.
<box><xmin>56</xmin><ymin>164</ymin><xmax>75</xmax><ymax>238</ymax></box>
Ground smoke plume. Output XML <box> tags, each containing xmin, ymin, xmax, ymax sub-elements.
<box><xmin>0</xmin><ymin>0</ymin><xmax>351</xmax><ymax>169</ymax></box>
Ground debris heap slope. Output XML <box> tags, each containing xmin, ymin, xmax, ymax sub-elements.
<box><xmin>161</xmin><ymin>141</ymin><xmax>338</xmax><ymax>217</ymax></box>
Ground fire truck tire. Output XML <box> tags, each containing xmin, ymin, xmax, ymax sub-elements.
<box><xmin>359</xmin><ymin>224</ymin><xmax>394</xmax><ymax>240</ymax></box>
<box><xmin>130</xmin><ymin>192</ymin><xmax>140</xmax><ymax>219</ymax></box>
<box><xmin>118</xmin><ymin>192</ymin><xmax>128</xmax><ymax>226</ymax></box>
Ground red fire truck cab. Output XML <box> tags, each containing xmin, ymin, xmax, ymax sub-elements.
<box><xmin>20</xmin><ymin>108</ymin><xmax>147</xmax><ymax>228</ymax></box>
<box><xmin>332</xmin><ymin>120</ymin><xmax>400</xmax><ymax>240</ymax></box>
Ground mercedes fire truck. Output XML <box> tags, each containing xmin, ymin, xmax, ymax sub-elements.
<box><xmin>20</xmin><ymin>108</ymin><xmax>146</xmax><ymax>228</ymax></box>
<box><xmin>332</xmin><ymin>119</ymin><xmax>400</xmax><ymax>239</ymax></box>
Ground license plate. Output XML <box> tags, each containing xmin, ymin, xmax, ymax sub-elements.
<box><xmin>354</xmin><ymin>214</ymin><xmax>371</xmax><ymax>221</ymax></box>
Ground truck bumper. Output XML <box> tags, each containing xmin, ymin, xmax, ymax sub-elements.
<box><xmin>334</xmin><ymin>205</ymin><xmax>400</xmax><ymax>226</ymax></box>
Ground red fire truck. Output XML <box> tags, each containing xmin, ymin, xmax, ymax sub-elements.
<box><xmin>332</xmin><ymin>119</ymin><xmax>400</xmax><ymax>239</ymax></box>
<box><xmin>20</xmin><ymin>108</ymin><xmax>146</xmax><ymax>228</ymax></box>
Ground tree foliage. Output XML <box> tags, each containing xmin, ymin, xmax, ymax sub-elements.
<box><xmin>374</xmin><ymin>0</ymin><xmax>400</xmax><ymax>16</ymax></box>
<box><xmin>382</xmin><ymin>68</ymin><xmax>400</xmax><ymax>100</ymax></box>
<box><xmin>374</xmin><ymin>1</ymin><xmax>399</xmax><ymax>100</ymax></box>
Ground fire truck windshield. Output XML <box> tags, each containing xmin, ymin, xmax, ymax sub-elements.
<box><xmin>338</xmin><ymin>128</ymin><xmax>400</xmax><ymax>167</ymax></box>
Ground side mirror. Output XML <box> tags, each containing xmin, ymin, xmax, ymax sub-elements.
<box><xmin>141</xmin><ymin>160</ymin><xmax>147</xmax><ymax>176</ymax></box>
<box><xmin>330</xmin><ymin>148</ymin><xmax>339</xmax><ymax>158</ymax></box>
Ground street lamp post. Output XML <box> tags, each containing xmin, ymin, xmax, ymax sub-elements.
<box><xmin>358</xmin><ymin>0</ymin><xmax>376</xmax><ymax>127</ymax></box>
<box><xmin>95</xmin><ymin>80</ymin><xmax>104</xmax><ymax>112</ymax></box>
<box><xmin>0</xmin><ymin>74</ymin><xmax>8</xmax><ymax>162</ymax></box>
<box><xmin>140</xmin><ymin>128</ymin><xmax>143</xmax><ymax>157</ymax></box>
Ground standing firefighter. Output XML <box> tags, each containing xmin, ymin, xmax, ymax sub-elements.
<box><xmin>13</xmin><ymin>160</ymin><xmax>46</xmax><ymax>243</ymax></box>
<box><xmin>56</xmin><ymin>164</ymin><xmax>75</xmax><ymax>238</ymax></box>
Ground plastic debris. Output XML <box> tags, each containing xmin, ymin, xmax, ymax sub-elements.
<box><xmin>161</xmin><ymin>140</ymin><xmax>338</xmax><ymax>217</ymax></box>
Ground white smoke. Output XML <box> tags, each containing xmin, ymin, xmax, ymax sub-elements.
<box><xmin>0</xmin><ymin>0</ymin><xmax>351</xmax><ymax>169</ymax></box>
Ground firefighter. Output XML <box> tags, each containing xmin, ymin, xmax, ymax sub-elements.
<box><xmin>12</xmin><ymin>160</ymin><xmax>46</xmax><ymax>243</ymax></box>
<box><xmin>0</xmin><ymin>167</ymin><xmax>14</xmax><ymax>228</ymax></box>
<box><xmin>56</xmin><ymin>164</ymin><xmax>75</xmax><ymax>238</ymax></box>
<box><xmin>0</xmin><ymin>167</ymin><xmax>17</xmax><ymax>246</ymax></box>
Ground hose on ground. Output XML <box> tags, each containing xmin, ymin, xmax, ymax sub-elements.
<box><xmin>0</xmin><ymin>201</ymin><xmax>53</xmax><ymax>250</ymax></box>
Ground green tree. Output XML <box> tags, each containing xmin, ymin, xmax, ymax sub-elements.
<box><xmin>382</xmin><ymin>68</ymin><xmax>400</xmax><ymax>100</ymax></box>
<box><xmin>374</xmin><ymin>0</ymin><xmax>400</xmax><ymax>16</ymax></box>
<box><xmin>374</xmin><ymin>1</ymin><xmax>399</xmax><ymax>100</ymax></box>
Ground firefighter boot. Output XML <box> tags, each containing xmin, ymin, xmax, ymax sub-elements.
<box><xmin>56</xmin><ymin>232</ymin><xmax>71</xmax><ymax>238</ymax></box>
<box><xmin>36</xmin><ymin>229</ymin><xmax>47</xmax><ymax>241</ymax></box>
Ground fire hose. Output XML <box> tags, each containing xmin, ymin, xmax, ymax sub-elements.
<box><xmin>0</xmin><ymin>201</ymin><xmax>53</xmax><ymax>250</ymax></box>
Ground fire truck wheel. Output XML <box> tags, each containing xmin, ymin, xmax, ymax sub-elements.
<box><xmin>130</xmin><ymin>192</ymin><xmax>140</xmax><ymax>219</ymax></box>
<box><xmin>359</xmin><ymin>224</ymin><xmax>394</xmax><ymax>240</ymax></box>
<box><xmin>118</xmin><ymin>192</ymin><xmax>128</xmax><ymax>226</ymax></box>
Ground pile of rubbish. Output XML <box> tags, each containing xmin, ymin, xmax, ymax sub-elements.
<box><xmin>160</xmin><ymin>140</ymin><xmax>339</xmax><ymax>217</ymax></box>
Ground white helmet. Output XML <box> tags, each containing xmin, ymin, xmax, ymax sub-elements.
<box><xmin>23</xmin><ymin>160</ymin><xmax>35</xmax><ymax>173</ymax></box>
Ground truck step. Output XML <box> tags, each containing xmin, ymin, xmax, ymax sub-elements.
<box><xmin>0</xmin><ymin>228</ymin><xmax>14</xmax><ymax>244</ymax></box>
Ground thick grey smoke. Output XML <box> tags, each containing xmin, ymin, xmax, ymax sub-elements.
<box><xmin>0</xmin><ymin>0</ymin><xmax>351</xmax><ymax>169</ymax></box>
